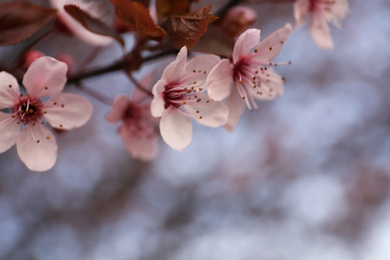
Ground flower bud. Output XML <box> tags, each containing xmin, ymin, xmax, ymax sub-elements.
<box><xmin>114</xmin><ymin>16</ymin><xmax>129</xmax><ymax>34</ymax></box>
<box><xmin>22</xmin><ymin>50</ymin><xmax>45</xmax><ymax>70</ymax></box>
<box><xmin>220</xmin><ymin>6</ymin><xmax>257</xmax><ymax>38</ymax></box>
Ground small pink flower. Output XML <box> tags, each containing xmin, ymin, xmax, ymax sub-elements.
<box><xmin>0</xmin><ymin>56</ymin><xmax>93</xmax><ymax>171</ymax></box>
<box><xmin>50</xmin><ymin>0</ymin><xmax>114</xmax><ymax>46</ymax></box>
<box><xmin>106</xmin><ymin>92</ymin><xmax>158</xmax><ymax>161</ymax></box>
<box><xmin>294</xmin><ymin>0</ymin><xmax>349</xmax><ymax>49</ymax></box>
<box><xmin>206</xmin><ymin>24</ymin><xmax>292</xmax><ymax>132</ymax></box>
<box><xmin>151</xmin><ymin>46</ymin><xmax>229</xmax><ymax>151</ymax></box>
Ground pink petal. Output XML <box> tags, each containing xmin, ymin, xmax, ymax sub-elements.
<box><xmin>23</xmin><ymin>56</ymin><xmax>68</xmax><ymax>99</ymax></box>
<box><xmin>0</xmin><ymin>72</ymin><xmax>20</xmax><ymax>109</ymax></box>
<box><xmin>51</xmin><ymin>0</ymin><xmax>114</xmax><ymax>47</ymax></box>
<box><xmin>248</xmin><ymin>67</ymin><xmax>284</xmax><ymax>100</ymax></box>
<box><xmin>253</xmin><ymin>23</ymin><xmax>292</xmax><ymax>62</ymax></box>
<box><xmin>310</xmin><ymin>15</ymin><xmax>334</xmax><ymax>50</ymax></box>
<box><xmin>119</xmin><ymin>124</ymin><xmax>157</xmax><ymax>161</ymax></box>
<box><xmin>43</xmin><ymin>93</ymin><xmax>93</xmax><ymax>130</ymax></box>
<box><xmin>16</xmin><ymin>125</ymin><xmax>57</xmax><ymax>172</ymax></box>
<box><xmin>161</xmin><ymin>46</ymin><xmax>188</xmax><ymax>82</ymax></box>
<box><xmin>59</xmin><ymin>11</ymin><xmax>114</xmax><ymax>46</ymax></box>
<box><xmin>184</xmin><ymin>54</ymin><xmax>220</xmax><ymax>84</ymax></box>
<box><xmin>294</xmin><ymin>0</ymin><xmax>310</xmax><ymax>28</ymax></box>
<box><xmin>151</xmin><ymin>79</ymin><xmax>166</xmax><ymax>117</ymax></box>
<box><xmin>106</xmin><ymin>95</ymin><xmax>129</xmax><ymax>124</ymax></box>
<box><xmin>0</xmin><ymin>112</ymin><xmax>19</xmax><ymax>153</ymax></box>
<box><xmin>233</xmin><ymin>28</ymin><xmax>260</xmax><ymax>64</ymax></box>
<box><xmin>224</xmin><ymin>87</ymin><xmax>246</xmax><ymax>132</ymax></box>
<box><xmin>160</xmin><ymin>106</ymin><xmax>192</xmax><ymax>151</ymax></box>
<box><xmin>206</xmin><ymin>59</ymin><xmax>234</xmax><ymax>101</ymax></box>
<box><xmin>182</xmin><ymin>93</ymin><xmax>228</xmax><ymax>127</ymax></box>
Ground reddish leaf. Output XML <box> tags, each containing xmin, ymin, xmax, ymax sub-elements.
<box><xmin>133</xmin><ymin>0</ymin><xmax>150</xmax><ymax>7</ymax></box>
<box><xmin>156</xmin><ymin>0</ymin><xmax>199</xmax><ymax>19</ymax></box>
<box><xmin>192</xmin><ymin>25</ymin><xmax>234</xmax><ymax>57</ymax></box>
<box><xmin>64</xmin><ymin>5</ymin><xmax>125</xmax><ymax>47</ymax></box>
<box><xmin>0</xmin><ymin>2</ymin><xmax>57</xmax><ymax>46</ymax></box>
<box><xmin>163</xmin><ymin>5</ymin><xmax>217</xmax><ymax>49</ymax></box>
<box><xmin>110</xmin><ymin>0</ymin><xmax>166</xmax><ymax>41</ymax></box>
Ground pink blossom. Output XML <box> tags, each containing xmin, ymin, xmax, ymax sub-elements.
<box><xmin>106</xmin><ymin>91</ymin><xmax>158</xmax><ymax>161</ymax></box>
<box><xmin>206</xmin><ymin>24</ymin><xmax>292</xmax><ymax>132</ymax></box>
<box><xmin>50</xmin><ymin>0</ymin><xmax>114</xmax><ymax>46</ymax></box>
<box><xmin>151</xmin><ymin>46</ymin><xmax>229</xmax><ymax>151</ymax></box>
<box><xmin>294</xmin><ymin>0</ymin><xmax>349</xmax><ymax>49</ymax></box>
<box><xmin>0</xmin><ymin>56</ymin><xmax>93</xmax><ymax>172</ymax></box>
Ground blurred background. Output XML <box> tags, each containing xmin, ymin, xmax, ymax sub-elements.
<box><xmin>1</xmin><ymin>0</ymin><xmax>390</xmax><ymax>259</ymax></box>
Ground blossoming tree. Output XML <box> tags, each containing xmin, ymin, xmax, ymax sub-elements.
<box><xmin>0</xmin><ymin>0</ymin><xmax>349</xmax><ymax>171</ymax></box>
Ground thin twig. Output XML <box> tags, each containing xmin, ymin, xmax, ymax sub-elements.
<box><xmin>67</xmin><ymin>50</ymin><xmax>178</xmax><ymax>85</ymax></box>
<box><xmin>77</xmin><ymin>47</ymin><xmax>102</xmax><ymax>73</ymax></box>
<box><xmin>127</xmin><ymin>73</ymin><xmax>154</xmax><ymax>97</ymax></box>
<box><xmin>75</xmin><ymin>83</ymin><xmax>113</xmax><ymax>106</ymax></box>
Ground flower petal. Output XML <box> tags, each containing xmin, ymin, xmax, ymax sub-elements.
<box><xmin>248</xmin><ymin>67</ymin><xmax>284</xmax><ymax>100</ymax></box>
<box><xmin>151</xmin><ymin>79</ymin><xmax>167</xmax><ymax>117</ymax></box>
<box><xmin>160</xmin><ymin>106</ymin><xmax>192</xmax><ymax>151</ymax></box>
<box><xmin>310</xmin><ymin>15</ymin><xmax>334</xmax><ymax>50</ymax></box>
<box><xmin>233</xmin><ymin>28</ymin><xmax>260</xmax><ymax>64</ymax></box>
<box><xmin>57</xmin><ymin>10</ymin><xmax>114</xmax><ymax>46</ymax></box>
<box><xmin>0</xmin><ymin>72</ymin><xmax>20</xmax><ymax>109</ymax></box>
<box><xmin>182</xmin><ymin>93</ymin><xmax>228</xmax><ymax>127</ymax></box>
<box><xmin>106</xmin><ymin>95</ymin><xmax>129</xmax><ymax>124</ymax></box>
<box><xmin>119</xmin><ymin>124</ymin><xmax>157</xmax><ymax>161</ymax></box>
<box><xmin>224</xmin><ymin>87</ymin><xmax>246</xmax><ymax>132</ymax></box>
<box><xmin>253</xmin><ymin>23</ymin><xmax>292</xmax><ymax>62</ymax></box>
<box><xmin>16</xmin><ymin>125</ymin><xmax>57</xmax><ymax>172</ymax></box>
<box><xmin>50</xmin><ymin>0</ymin><xmax>114</xmax><ymax>46</ymax></box>
<box><xmin>23</xmin><ymin>56</ymin><xmax>68</xmax><ymax>99</ymax></box>
<box><xmin>43</xmin><ymin>93</ymin><xmax>93</xmax><ymax>130</ymax></box>
<box><xmin>206</xmin><ymin>59</ymin><xmax>234</xmax><ymax>101</ymax></box>
<box><xmin>161</xmin><ymin>46</ymin><xmax>187</xmax><ymax>82</ymax></box>
<box><xmin>184</xmin><ymin>54</ymin><xmax>220</xmax><ymax>84</ymax></box>
<box><xmin>294</xmin><ymin>0</ymin><xmax>310</xmax><ymax>28</ymax></box>
<box><xmin>0</xmin><ymin>112</ymin><xmax>19</xmax><ymax>153</ymax></box>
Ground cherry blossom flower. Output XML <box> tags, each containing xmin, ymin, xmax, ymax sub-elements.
<box><xmin>294</xmin><ymin>0</ymin><xmax>349</xmax><ymax>49</ymax></box>
<box><xmin>106</xmin><ymin>89</ymin><xmax>158</xmax><ymax>161</ymax></box>
<box><xmin>0</xmin><ymin>56</ymin><xmax>93</xmax><ymax>172</ymax></box>
<box><xmin>50</xmin><ymin>0</ymin><xmax>114</xmax><ymax>46</ymax></box>
<box><xmin>151</xmin><ymin>46</ymin><xmax>228</xmax><ymax>151</ymax></box>
<box><xmin>206</xmin><ymin>24</ymin><xmax>292</xmax><ymax>132</ymax></box>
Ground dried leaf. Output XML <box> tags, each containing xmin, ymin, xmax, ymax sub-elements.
<box><xmin>163</xmin><ymin>5</ymin><xmax>217</xmax><ymax>49</ymax></box>
<box><xmin>64</xmin><ymin>5</ymin><xmax>125</xmax><ymax>47</ymax></box>
<box><xmin>0</xmin><ymin>2</ymin><xmax>57</xmax><ymax>46</ymax></box>
<box><xmin>156</xmin><ymin>0</ymin><xmax>199</xmax><ymax>19</ymax></box>
<box><xmin>192</xmin><ymin>25</ymin><xmax>234</xmax><ymax>57</ymax></box>
<box><xmin>110</xmin><ymin>0</ymin><xmax>166</xmax><ymax>41</ymax></box>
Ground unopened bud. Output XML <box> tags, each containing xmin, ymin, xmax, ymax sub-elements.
<box><xmin>114</xmin><ymin>17</ymin><xmax>129</xmax><ymax>34</ymax></box>
<box><xmin>220</xmin><ymin>6</ymin><xmax>257</xmax><ymax>38</ymax></box>
<box><xmin>23</xmin><ymin>50</ymin><xmax>44</xmax><ymax>70</ymax></box>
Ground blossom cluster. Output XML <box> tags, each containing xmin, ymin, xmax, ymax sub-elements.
<box><xmin>0</xmin><ymin>0</ymin><xmax>349</xmax><ymax>171</ymax></box>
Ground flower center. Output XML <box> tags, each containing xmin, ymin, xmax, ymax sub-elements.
<box><xmin>13</xmin><ymin>96</ymin><xmax>43</xmax><ymax>126</ymax></box>
<box><xmin>163</xmin><ymin>83</ymin><xmax>200</xmax><ymax>109</ymax></box>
